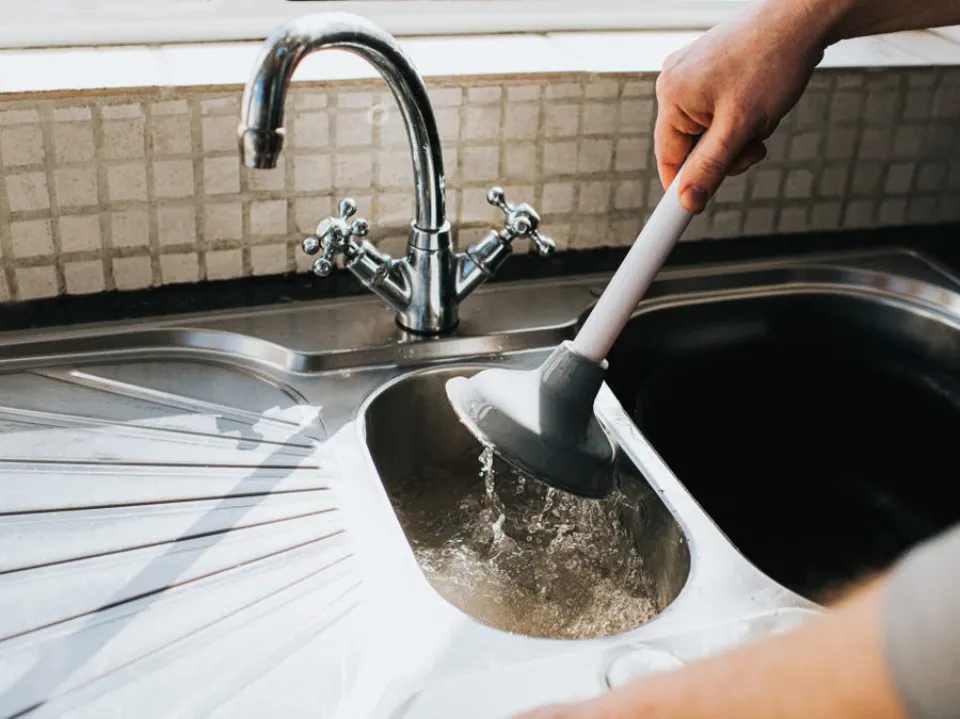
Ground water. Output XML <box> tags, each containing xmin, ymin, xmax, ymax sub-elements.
<box><xmin>392</xmin><ymin>448</ymin><xmax>657</xmax><ymax>639</ymax></box>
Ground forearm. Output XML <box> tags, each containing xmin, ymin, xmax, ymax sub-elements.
<box><xmin>584</xmin><ymin>579</ymin><xmax>905</xmax><ymax>719</ymax></box>
<box><xmin>825</xmin><ymin>0</ymin><xmax>960</xmax><ymax>43</ymax></box>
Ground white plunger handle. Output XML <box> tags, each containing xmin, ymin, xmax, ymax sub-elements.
<box><xmin>571</xmin><ymin>169</ymin><xmax>694</xmax><ymax>364</ymax></box>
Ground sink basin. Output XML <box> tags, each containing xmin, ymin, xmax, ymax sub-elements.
<box><xmin>363</xmin><ymin>366</ymin><xmax>690</xmax><ymax>639</ymax></box>
<box><xmin>606</xmin><ymin>290</ymin><xmax>960</xmax><ymax>603</ymax></box>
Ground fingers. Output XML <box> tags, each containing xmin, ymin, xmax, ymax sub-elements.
<box><xmin>676</xmin><ymin>112</ymin><xmax>758</xmax><ymax>213</ymax></box>
<box><xmin>654</xmin><ymin>104</ymin><xmax>704</xmax><ymax>191</ymax></box>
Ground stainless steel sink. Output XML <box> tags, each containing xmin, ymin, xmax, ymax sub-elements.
<box><xmin>605</xmin><ymin>288</ymin><xmax>960</xmax><ymax>604</ymax></box>
<box><xmin>0</xmin><ymin>248</ymin><xmax>958</xmax><ymax>718</ymax></box>
<box><xmin>364</xmin><ymin>366</ymin><xmax>690</xmax><ymax>639</ymax></box>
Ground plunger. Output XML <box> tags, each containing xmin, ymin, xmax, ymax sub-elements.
<box><xmin>445</xmin><ymin>169</ymin><xmax>695</xmax><ymax>498</ymax></box>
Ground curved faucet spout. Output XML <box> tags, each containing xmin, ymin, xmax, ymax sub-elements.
<box><xmin>238</xmin><ymin>12</ymin><xmax>447</xmax><ymax>232</ymax></box>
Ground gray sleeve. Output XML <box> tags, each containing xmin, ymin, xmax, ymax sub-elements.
<box><xmin>882</xmin><ymin>522</ymin><xmax>960</xmax><ymax>719</ymax></box>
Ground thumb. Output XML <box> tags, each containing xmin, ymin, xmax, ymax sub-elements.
<box><xmin>677</xmin><ymin>116</ymin><xmax>751</xmax><ymax>213</ymax></box>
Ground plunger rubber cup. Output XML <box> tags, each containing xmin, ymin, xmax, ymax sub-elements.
<box><xmin>445</xmin><ymin>340</ymin><xmax>616</xmax><ymax>498</ymax></box>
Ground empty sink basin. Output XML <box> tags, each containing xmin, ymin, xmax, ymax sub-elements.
<box><xmin>605</xmin><ymin>290</ymin><xmax>960</xmax><ymax>603</ymax></box>
<box><xmin>363</xmin><ymin>366</ymin><xmax>690</xmax><ymax>639</ymax></box>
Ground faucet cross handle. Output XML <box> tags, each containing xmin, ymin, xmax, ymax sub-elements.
<box><xmin>487</xmin><ymin>187</ymin><xmax>556</xmax><ymax>257</ymax></box>
<box><xmin>302</xmin><ymin>198</ymin><xmax>371</xmax><ymax>277</ymax></box>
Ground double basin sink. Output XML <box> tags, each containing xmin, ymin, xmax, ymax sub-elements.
<box><xmin>1</xmin><ymin>249</ymin><xmax>959</xmax><ymax>717</ymax></box>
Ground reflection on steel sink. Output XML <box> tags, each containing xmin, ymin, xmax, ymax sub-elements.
<box><xmin>0</xmin><ymin>248</ymin><xmax>959</xmax><ymax>718</ymax></box>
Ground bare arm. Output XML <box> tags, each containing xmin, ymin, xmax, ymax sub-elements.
<box><xmin>514</xmin><ymin>578</ymin><xmax>907</xmax><ymax>719</ymax></box>
<box><xmin>656</xmin><ymin>0</ymin><xmax>960</xmax><ymax>213</ymax></box>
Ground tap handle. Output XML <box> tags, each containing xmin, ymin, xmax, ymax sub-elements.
<box><xmin>301</xmin><ymin>197</ymin><xmax>370</xmax><ymax>277</ymax></box>
<box><xmin>486</xmin><ymin>187</ymin><xmax>556</xmax><ymax>257</ymax></box>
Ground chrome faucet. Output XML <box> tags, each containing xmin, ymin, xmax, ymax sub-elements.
<box><xmin>238</xmin><ymin>13</ymin><xmax>554</xmax><ymax>335</ymax></box>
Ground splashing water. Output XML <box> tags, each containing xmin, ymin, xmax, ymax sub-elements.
<box><xmin>391</xmin><ymin>448</ymin><xmax>658</xmax><ymax>639</ymax></box>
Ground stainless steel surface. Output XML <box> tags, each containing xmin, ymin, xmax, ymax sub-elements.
<box><xmin>0</xmin><ymin>248</ymin><xmax>958</xmax><ymax>717</ymax></box>
<box><xmin>238</xmin><ymin>13</ymin><xmax>552</xmax><ymax>335</ymax></box>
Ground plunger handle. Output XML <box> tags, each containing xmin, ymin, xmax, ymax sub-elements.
<box><xmin>571</xmin><ymin>168</ymin><xmax>694</xmax><ymax>364</ymax></box>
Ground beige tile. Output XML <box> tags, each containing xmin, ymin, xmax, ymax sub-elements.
<box><xmin>295</xmin><ymin>197</ymin><xmax>335</xmax><ymax>235</ymax></box>
<box><xmin>463</xmin><ymin>105</ymin><xmax>501</xmax><ymax>142</ymax></box>
<box><xmin>811</xmin><ymin>201</ymin><xmax>843</xmax><ymax>229</ymax></box>
<box><xmin>335</xmin><ymin>112</ymin><xmax>373</xmax><ymax>148</ymax></box>
<box><xmin>102</xmin><ymin>103</ymin><xmax>142</xmax><ymax>120</ymax></box>
<box><xmin>0</xmin><ymin>125</ymin><xmax>44</xmax><ymax>166</ymax></box>
<box><xmin>201</xmin><ymin>96</ymin><xmax>240</xmax><ymax>115</ymax></box>
<box><xmin>338</xmin><ymin>91</ymin><xmax>375</xmax><ymax>109</ymax></box>
<box><xmin>160</xmin><ymin>252</ymin><xmax>200</xmax><ymax>284</ymax></box>
<box><xmin>582</xmin><ymin>103</ymin><xmax>617</xmax><ymax>136</ymax></box>
<box><xmin>151</xmin><ymin>100</ymin><xmax>189</xmax><ymax>116</ymax></box>
<box><xmin>377</xmin><ymin>191</ymin><xmax>415</xmax><ymax>225</ymax></box>
<box><xmin>715</xmin><ymin>174</ymin><xmax>747</xmax><ymax>203</ymax></box>
<box><xmin>53</xmin><ymin>106</ymin><xmax>93</xmax><ymax>122</ymax></box>
<box><xmin>503</xmin><ymin>143</ymin><xmax>537</xmax><ymax>181</ymax></box>
<box><xmin>64</xmin><ymin>260</ymin><xmax>105</xmax><ymax>294</ymax></box>
<box><xmin>150</xmin><ymin>115</ymin><xmax>193</xmax><ymax>156</ymax></box>
<box><xmin>250</xmin><ymin>199</ymin><xmax>288</xmax><ymax>236</ymax></box>
<box><xmin>6</xmin><ymin>172</ymin><xmax>49</xmax><ymax>211</ymax></box>
<box><xmin>743</xmin><ymin>206</ymin><xmax>776</xmax><ymax>235</ymax></box>
<box><xmin>783</xmin><ymin>169</ymin><xmax>814</xmax><ymax>199</ymax></box>
<box><xmin>540</xmin><ymin>182</ymin><xmax>575</xmax><ymax>214</ymax></box>
<box><xmin>778</xmin><ymin>206</ymin><xmax>809</xmax><ymax>233</ymax></box>
<box><xmin>435</xmin><ymin>107</ymin><xmax>461</xmax><ymax>143</ymax></box>
<box><xmin>110</xmin><ymin>208</ymin><xmax>150</xmax><ymax>248</ymax></box>
<box><xmin>578</xmin><ymin>138</ymin><xmax>614</xmax><ymax>174</ymax></box>
<box><xmin>543</xmin><ymin>104</ymin><xmax>579</xmax><ymax>138</ymax></box>
<box><xmin>10</xmin><ymin>219</ymin><xmax>53</xmax><ymax>258</ymax></box>
<box><xmin>751</xmin><ymin>169</ymin><xmax>782</xmax><ymax>200</ymax></box>
<box><xmin>378</xmin><ymin>107</ymin><xmax>407</xmax><ymax>148</ymax></box>
<box><xmin>53</xmin><ymin>123</ymin><xmax>96</xmax><ymax>163</ymax></box>
<box><xmin>623</xmin><ymin>79</ymin><xmax>655</xmax><ymax>97</ymax></box>
<box><xmin>157</xmin><ymin>205</ymin><xmax>197</xmax><ymax>246</ymax></box>
<box><xmin>112</xmin><ymin>255</ymin><xmax>154</xmax><ymax>290</ymax></box>
<box><xmin>106</xmin><ymin>162</ymin><xmax>147</xmax><ymax>203</ymax></box>
<box><xmin>246</xmin><ymin>156</ymin><xmax>286</xmax><ymax>192</ymax></box>
<box><xmin>578</xmin><ymin>181</ymin><xmax>612</xmax><ymax>214</ymax></box>
<box><xmin>614</xmin><ymin>179</ymin><xmax>645</xmax><ymax>210</ymax></box>
<box><xmin>843</xmin><ymin>199</ymin><xmax>875</xmax><ymax>228</ymax></box>
<box><xmin>506</xmin><ymin>85</ymin><xmax>541</xmax><ymax>103</ymax></box>
<box><xmin>503</xmin><ymin>103</ymin><xmax>539</xmax><ymax>141</ymax></box>
<box><xmin>818</xmin><ymin>166</ymin><xmax>849</xmax><ymax>198</ymax></box>
<box><xmin>59</xmin><ymin>214</ymin><xmax>102</xmax><ymax>253</ymax></box>
<box><xmin>466</xmin><ymin>86</ymin><xmax>502</xmax><ymax>105</ymax></box>
<box><xmin>203</xmin><ymin>156</ymin><xmax>240</xmax><ymax>195</ymax></box>
<box><xmin>619</xmin><ymin>98</ymin><xmax>655</xmax><ymax>132</ymax></box>
<box><xmin>614</xmin><ymin>137</ymin><xmax>650</xmax><ymax>172</ymax></box>
<box><xmin>427</xmin><ymin>86</ymin><xmax>463</xmax><ymax>107</ymax></box>
<box><xmin>0</xmin><ymin>109</ymin><xmax>39</xmax><ymax>125</ymax></box>
<box><xmin>293</xmin><ymin>153</ymin><xmax>333</xmax><ymax>192</ymax></box>
<box><xmin>544</xmin><ymin>83</ymin><xmax>581</xmax><ymax>100</ymax></box>
<box><xmin>15</xmin><ymin>266</ymin><xmax>57</xmax><ymax>300</ymax></box>
<box><xmin>55</xmin><ymin>166</ymin><xmax>99</xmax><ymax>208</ymax></box>
<box><xmin>293</xmin><ymin>91</ymin><xmax>329</xmax><ymax>111</ymax></box>
<box><xmin>202</xmin><ymin>115</ymin><xmax>237</xmax><ymax>153</ymax></box>
<box><xmin>152</xmin><ymin>160</ymin><xmax>195</xmax><ymax>199</ymax></box>
<box><xmin>251</xmin><ymin>244</ymin><xmax>288</xmax><ymax>276</ymax></box>
<box><xmin>291</xmin><ymin>111</ymin><xmax>331</xmax><ymax>148</ymax></box>
<box><xmin>376</xmin><ymin>149</ymin><xmax>411</xmax><ymax>189</ymax></box>
<box><xmin>789</xmin><ymin>131</ymin><xmax>823</xmax><ymax>161</ymax></box>
<box><xmin>461</xmin><ymin>145</ymin><xmax>500</xmax><ymax>182</ymax></box>
<box><xmin>102</xmin><ymin>118</ymin><xmax>146</xmax><ymax>160</ymax></box>
<box><xmin>459</xmin><ymin>187</ymin><xmax>495</xmax><ymax>223</ymax></box>
<box><xmin>204</xmin><ymin>202</ymin><xmax>243</xmax><ymax>242</ymax></box>
<box><xmin>334</xmin><ymin>153</ymin><xmax>373</xmax><ymax>189</ymax></box>
<box><xmin>205</xmin><ymin>248</ymin><xmax>243</xmax><ymax>280</ymax></box>
<box><xmin>878</xmin><ymin>197</ymin><xmax>907</xmax><ymax>225</ymax></box>
<box><xmin>586</xmin><ymin>80</ymin><xmax>620</xmax><ymax>99</ymax></box>
<box><xmin>542</xmin><ymin>141</ymin><xmax>578</xmax><ymax>177</ymax></box>
<box><xmin>885</xmin><ymin>162</ymin><xmax>915</xmax><ymax>194</ymax></box>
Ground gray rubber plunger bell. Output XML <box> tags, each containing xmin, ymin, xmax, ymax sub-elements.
<box><xmin>445</xmin><ymin>341</ymin><xmax>616</xmax><ymax>498</ymax></box>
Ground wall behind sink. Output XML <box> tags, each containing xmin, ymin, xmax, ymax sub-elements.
<box><xmin>0</xmin><ymin>67</ymin><xmax>958</xmax><ymax>302</ymax></box>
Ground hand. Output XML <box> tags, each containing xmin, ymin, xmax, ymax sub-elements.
<box><xmin>655</xmin><ymin>0</ymin><xmax>846</xmax><ymax>213</ymax></box>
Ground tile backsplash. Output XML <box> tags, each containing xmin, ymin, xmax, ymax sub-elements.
<box><xmin>0</xmin><ymin>67</ymin><xmax>958</xmax><ymax>302</ymax></box>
